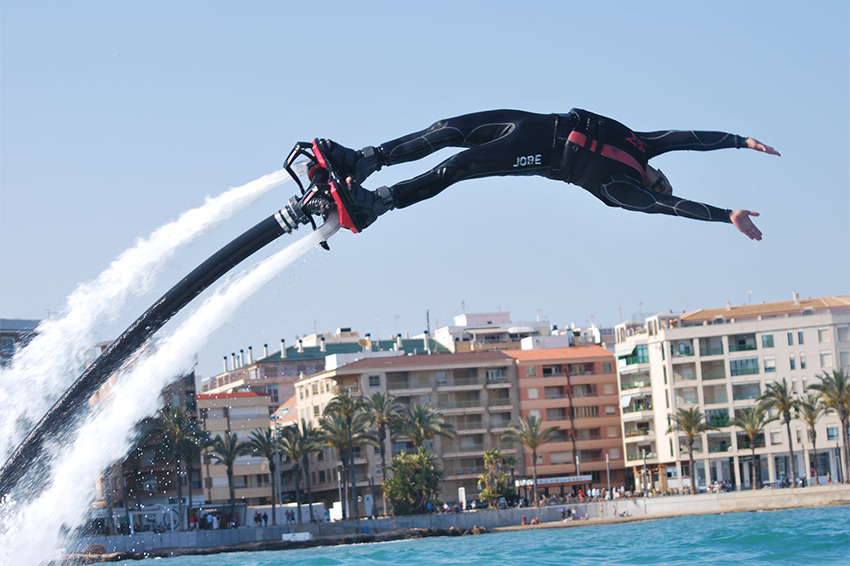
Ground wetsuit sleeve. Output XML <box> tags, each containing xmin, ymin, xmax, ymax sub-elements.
<box><xmin>595</xmin><ymin>175</ymin><xmax>732</xmax><ymax>223</ymax></box>
<box><xmin>636</xmin><ymin>130</ymin><xmax>747</xmax><ymax>159</ymax></box>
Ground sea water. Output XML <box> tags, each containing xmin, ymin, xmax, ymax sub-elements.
<box><xmin>112</xmin><ymin>506</ymin><xmax>849</xmax><ymax>566</ymax></box>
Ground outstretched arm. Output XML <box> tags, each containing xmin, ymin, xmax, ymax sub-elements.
<box><xmin>729</xmin><ymin>209</ymin><xmax>763</xmax><ymax>241</ymax></box>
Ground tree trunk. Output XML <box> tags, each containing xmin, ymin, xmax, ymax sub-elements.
<box><xmin>294</xmin><ymin>464</ymin><xmax>302</xmax><ymax>524</ymax></box>
<box><xmin>270</xmin><ymin>461</ymin><xmax>277</xmax><ymax>525</ymax></box>
<box><xmin>379</xmin><ymin>425</ymin><xmax>388</xmax><ymax>516</ymax></box>
<box><xmin>751</xmin><ymin>445</ymin><xmax>758</xmax><ymax>490</ymax></box>
<box><xmin>841</xmin><ymin>411</ymin><xmax>850</xmax><ymax>484</ymax></box>
<box><xmin>810</xmin><ymin>429</ymin><xmax>819</xmax><ymax>485</ymax></box>
<box><xmin>531</xmin><ymin>449</ymin><xmax>539</xmax><ymax>506</ymax></box>
<box><xmin>304</xmin><ymin>455</ymin><xmax>315</xmax><ymax>522</ymax></box>
<box><xmin>175</xmin><ymin>451</ymin><xmax>184</xmax><ymax>531</ymax></box>
<box><xmin>347</xmin><ymin>418</ymin><xmax>359</xmax><ymax>519</ymax></box>
<box><xmin>227</xmin><ymin>467</ymin><xmax>236</xmax><ymax>528</ymax></box>
<box><xmin>784</xmin><ymin>415</ymin><xmax>797</xmax><ymax>487</ymax></box>
<box><xmin>688</xmin><ymin>439</ymin><xmax>696</xmax><ymax>495</ymax></box>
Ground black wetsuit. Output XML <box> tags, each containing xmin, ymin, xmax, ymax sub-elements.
<box><xmin>373</xmin><ymin>109</ymin><xmax>748</xmax><ymax>223</ymax></box>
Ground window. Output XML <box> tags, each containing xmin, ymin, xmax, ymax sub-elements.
<box><xmin>369</xmin><ymin>375</ymin><xmax>381</xmax><ymax>387</ymax></box>
<box><xmin>838</xmin><ymin>325</ymin><xmax>850</xmax><ymax>342</ymax></box>
<box><xmin>761</xmin><ymin>334</ymin><xmax>774</xmax><ymax>348</ymax></box>
<box><xmin>602</xmin><ymin>361</ymin><xmax>613</xmax><ymax>373</ymax></box>
<box><xmin>435</xmin><ymin>371</ymin><xmax>447</xmax><ymax>384</ymax></box>
<box><xmin>800</xmin><ymin>353</ymin><xmax>807</xmax><ymax>369</ymax></box>
<box><xmin>798</xmin><ymin>331</ymin><xmax>804</xmax><ymax>345</ymax></box>
<box><xmin>526</xmin><ymin>365</ymin><xmax>537</xmax><ymax>377</ymax></box>
<box><xmin>827</xmin><ymin>427</ymin><xmax>838</xmax><ymax>441</ymax></box>
<box><xmin>603</xmin><ymin>383</ymin><xmax>615</xmax><ymax>395</ymax></box>
<box><xmin>529</xmin><ymin>409</ymin><xmax>540</xmax><ymax>419</ymax></box>
<box><xmin>571</xmin><ymin>405</ymin><xmax>600</xmax><ymax>418</ymax></box>
<box><xmin>1</xmin><ymin>337</ymin><xmax>13</xmax><ymax>355</ymax></box>
<box><xmin>763</xmin><ymin>356</ymin><xmax>776</xmax><ymax>373</ymax></box>
<box><xmin>820</xmin><ymin>351</ymin><xmax>833</xmax><ymax>368</ymax></box>
<box><xmin>787</xmin><ymin>332</ymin><xmax>794</xmax><ymax>346</ymax></box>
<box><xmin>528</xmin><ymin>388</ymin><xmax>539</xmax><ymax>400</ymax></box>
<box><xmin>313</xmin><ymin>405</ymin><xmax>320</xmax><ymax>416</ymax></box>
<box><xmin>818</xmin><ymin>328</ymin><xmax>831</xmax><ymax>343</ymax></box>
<box><xmin>311</xmin><ymin>383</ymin><xmax>318</xmax><ymax>395</ymax></box>
<box><xmin>607</xmin><ymin>425</ymin><xmax>619</xmax><ymax>437</ymax></box>
<box><xmin>769</xmin><ymin>430</ymin><xmax>782</xmax><ymax>444</ymax></box>
<box><xmin>605</xmin><ymin>405</ymin><xmax>617</xmax><ymax>415</ymax></box>
<box><xmin>609</xmin><ymin>447</ymin><xmax>620</xmax><ymax>459</ymax></box>
<box><xmin>789</xmin><ymin>354</ymin><xmax>796</xmax><ymax>370</ymax></box>
<box><xmin>840</xmin><ymin>350</ymin><xmax>850</xmax><ymax>369</ymax></box>
<box><xmin>730</xmin><ymin>358</ymin><xmax>760</xmax><ymax>376</ymax></box>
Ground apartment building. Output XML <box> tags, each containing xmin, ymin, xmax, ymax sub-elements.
<box><xmin>196</xmin><ymin>391</ymin><xmax>274</xmax><ymax>507</ymax></box>
<box><xmin>614</xmin><ymin>294</ymin><xmax>850</xmax><ymax>492</ymax></box>
<box><xmin>505</xmin><ymin>346</ymin><xmax>626</xmax><ymax>496</ymax></box>
<box><xmin>294</xmin><ymin>350</ymin><xmax>520</xmax><ymax>513</ymax></box>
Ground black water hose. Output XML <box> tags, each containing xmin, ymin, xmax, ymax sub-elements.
<box><xmin>0</xmin><ymin>213</ymin><xmax>296</xmax><ymax>499</ymax></box>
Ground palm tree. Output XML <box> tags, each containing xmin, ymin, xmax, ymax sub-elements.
<box><xmin>809</xmin><ymin>369</ymin><xmax>850</xmax><ymax>483</ymax></box>
<box><xmin>363</xmin><ymin>392</ymin><xmax>401</xmax><ymax>515</ymax></box>
<box><xmin>502</xmin><ymin>414</ymin><xmax>560</xmax><ymax>506</ymax></box>
<box><xmin>759</xmin><ymin>378</ymin><xmax>798</xmax><ymax>486</ymax></box>
<box><xmin>157</xmin><ymin>406</ymin><xmax>197</xmax><ymax>530</ymax></box>
<box><xmin>298</xmin><ymin>420</ymin><xmax>321</xmax><ymax>522</ymax></box>
<box><xmin>667</xmin><ymin>407</ymin><xmax>716</xmax><ymax>494</ymax></box>
<box><xmin>318</xmin><ymin>408</ymin><xmax>378</xmax><ymax>519</ymax></box>
<box><xmin>246</xmin><ymin>427</ymin><xmax>282</xmax><ymax>525</ymax></box>
<box><xmin>797</xmin><ymin>393</ymin><xmax>826</xmax><ymax>485</ymax></box>
<box><xmin>731</xmin><ymin>405</ymin><xmax>773</xmax><ymax>490</ymax></box>
<box><xmin>396</xmin><ymin>402</ymin><xmax>456</xmax><ymax>449</ymax></box>
<box><xmin>278</xmin><ymin>421</ymin><xmax>312</xmax><ymax>524</ymax></box>
<box><xmin>325</xmin><ymin>389</ymin><xmax>365</xmax><ymax>519</ymax></box>
<box><xmin>208</xmin><ymin>432</ymin><xmax>250</xmax><ymax>526</ymax></box>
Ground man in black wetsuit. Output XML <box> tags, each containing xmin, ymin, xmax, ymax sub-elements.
<box><xmin>313</xmin><ymin>109</ymin><xmax>779</xmax><ymax>240</ymax></box>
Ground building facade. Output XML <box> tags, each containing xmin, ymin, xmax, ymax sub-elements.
<box><xmin>614</xmin><ymin>295</ymin><xmax>850</xmax><ymax>492</ymax></box>
<box><xmin>505</xmin><ymin>346</ymin><xmax>627</xmax><ymax>497</ymax></box>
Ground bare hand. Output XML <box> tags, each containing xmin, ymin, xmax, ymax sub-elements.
<box><xmin>730</xmin><ymin>209</ymin><xmax>762</xmax><ymax>241</ymax></box>
<box><xmin>746</xmin><ymin>137</ymin><xmax>780</xmax><ymax>156</ymax></box>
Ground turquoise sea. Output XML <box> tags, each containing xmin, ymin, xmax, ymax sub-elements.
<box><xmin>115</xmin><ymin>506</ymin><xmax>849</xmax><ymax>566</ymax></box>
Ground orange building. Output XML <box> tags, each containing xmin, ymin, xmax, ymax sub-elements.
<box><xmin>504</xmin><ymin>346</ymin><xmax>626</xmax><ymax>496</ymax></box>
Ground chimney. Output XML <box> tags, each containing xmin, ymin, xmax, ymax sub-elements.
<box><xmin>365</xmin><ymin>333</ymin><xmax>372</xmax><ymax>352</ymax></box>
<box><xmin>793</xmin><ymin>290</ymin><xmax>800</xmax><ymax>305</ymax></box>
<box><xmin>223</xmin><ymin>356</ymin><xmax>228</xmax><ymax>373</ymax></box>
<box><xmin>320</xmin><ymin>336</ymin><xmax>326</xmax><ymax>352</ymax></box>
<box><xmin>263</xmin><ymin>343</ymin><xmax>268</xmax><ymax>358</ymax></box>
<box><xmin>280</xmin><ymin>339</ymin><xmax>287</xmax><ymax>359</ymax></box>
<box><xmin>231</xmin><ymin>352</ymin><xmax>236</xmax><ymax>369</ymax></box>
<box><xmin>424</xmin><ymin>330</ymin><xmax>431</xmax><ymax>354</ymax></box>
<box><xmin>240</xmin><ymin>349</ymin><xmax>245</xmax><ymax>367</ymax></box>
<box><xmin>726</xmin><ymin>300</ymin><xmax>732</xmax><ymax>311</ymax></box>
<box><xmin>297</xmin><ymin>339</ymin><xmax>303</xmax><ymax>353</ymax></box>
<box><xmin>248</xmin><ymin>346</ymin><xmax>253</xmax><ymax>364</ymax></box>
<box><xmin>396</xmin><ymin>333</ymin><xmax>403</xmax><ymax>350</ymax></box>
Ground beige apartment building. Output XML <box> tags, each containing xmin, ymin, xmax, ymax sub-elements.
<box><xmin>614</xmin><ymin>294</ymin><xmax>850</xmax><ymax>492</ymax></box>
<box><xmin>505</xmin><ymin>346</ymin><xmax>627</xmax><ymax>496</ymax></box>
<box><xmin>295</xmin><ymin>350</ymin><xmax>521</xmax><ymax>513</ymax></box>
<box><xmin>196</xmin><ymin>391</ymin><xmax>274</xmax><ymax>509</ymax></box>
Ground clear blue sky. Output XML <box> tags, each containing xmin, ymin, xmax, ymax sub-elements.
<box><xmin>2</xmin><ymin>1</ymin><xmax>848</xmax><ymax>379</ymax></box>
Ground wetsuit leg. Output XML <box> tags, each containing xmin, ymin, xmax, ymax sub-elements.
<box><xmin>379</xmin><ymin>110</ymin><xmax>555</xmax><ymax>208</ymax></box>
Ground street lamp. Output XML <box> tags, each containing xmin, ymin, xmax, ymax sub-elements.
<box><xmin>642</xmin><ymin>448</ymin><xmax>648</xmax><ymax>497</ymax></box>
<box><xmin>606</xmin><ymin>453</ymin><xmax>611</xmax><ymax>497</ymax></box>
<box><xmin>272</xmin><ymin>415</ymin><xmax>281</xmax><ymax>525</ymax></box>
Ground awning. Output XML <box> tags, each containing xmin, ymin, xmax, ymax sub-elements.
<box><xmin>620</xmin><ymin>394</ymin><xmax>634</xmax><ymax>408</ymax></box>
<box><xmin>615</xmin><ymin>344</ymin><xmax>637</xmax><ymax>358</ymax></box>
<box><xmin>466</xmin><ymin>328</ymin><xmax>506</xmax><ymax>335</ymax></box>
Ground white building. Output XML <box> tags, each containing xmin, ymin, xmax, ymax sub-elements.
<box><xmin>614</xmin><ymin>294</ymin><xmax>849</xmax><ymax>492</ymax></box>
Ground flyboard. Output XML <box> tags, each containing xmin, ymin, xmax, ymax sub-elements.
<box><xmin>0</xmin><ymin>140</ymin><xmax>360</xmax><ymax>499</ymax></box>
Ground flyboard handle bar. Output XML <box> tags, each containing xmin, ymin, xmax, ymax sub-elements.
<box><xmin>0</xmin><ymin>196</ymin><xmax>326</xmax><ymax>499</ymax></box>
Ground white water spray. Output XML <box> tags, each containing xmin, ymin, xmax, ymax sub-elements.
<box><xmin>0</xmin><ymin>212</ymin><xmax>340</xmax><ymax>565</ymax></box>
<box><xmin>0</xmin><ymin>168</ymin><xmax>297</xmax><ymax>459</ymax></box>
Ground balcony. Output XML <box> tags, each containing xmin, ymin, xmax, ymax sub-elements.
<box><xmin>626</xmin><ymin>451</ymin><xmax>657</xmax><ymax>462</ymax></box>
<box><xmin>624</xmin><ymin>427</ymin><xmax>654</xmax><ymax>438</ymax></box>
